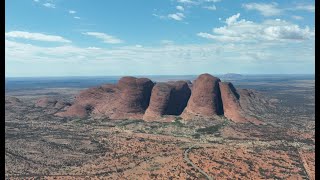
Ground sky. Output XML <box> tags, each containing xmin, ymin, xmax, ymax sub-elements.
<box><xmin>5</xmin><ymin>0</ymin><xmax>315</xmax><ymax>77</ymax></box>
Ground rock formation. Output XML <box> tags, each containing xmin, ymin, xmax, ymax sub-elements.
<box><xmin>56</xmin><ymin>104</ymin><xmax>88</xmax><ymax>118</ymax></box>
<box><xmin>51</xmin><ymin>73</ymin><xmax>270</xmax><ymax>124</ymax></box>
<box><xmin>56</xmin><ymin>85</ymin><xmax>118</xmax><ymax>118</ymax></box>
<box><xmin>35</xmin><ymin>97</ymin><xmax>71</xmax><ymax>109</ymax></box>
<box><xmin>181</xmin><ymin>73</ymin><xmax>223</xmax><ymax>119</ymax></box>
<box><xmin>166</xmin><ymin>81</ymin><xmax>191</xmax><ymax>115</ymax></box>
<box><xmin>143</xmin><ymin>81</ymin><xmax>191</xmax><ymax>121</ymax></box>
<box><xmin>35</xmin><ymin>97</ymin><xmax>58</xmax><ymax>108</ymax></box>
<box><xmin>143</xmin><ymin>83</ymin><xmax>173</xmax><ymax>121</ymax></box>
<box><xmin>114</xmin><ymin>77</ymin><xmax>154</xmax><ymax>118</ymax></box>
<box><xmin>219</xmin><ymin>82</ymin><xmax>264</xmax><ymax>125</ymax></box>
<box><xmin>56</xmin><ymin>77</ymin><xmax>154</xmax><ymax>120</ymax></box>
<box><xmin>219</xmin><ymin>82</ymin><xmax>246</xmax><ymax>123</ymax></box>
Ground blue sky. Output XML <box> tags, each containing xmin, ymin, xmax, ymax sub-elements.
<box><xmin>5</xmin><ymin>0</ymin><xmax>315</xmax><ymax>77</ymax></box>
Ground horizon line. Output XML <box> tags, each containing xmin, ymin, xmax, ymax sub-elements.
<box><xmin>5</xmin><ymin>73</ymin><xmax>315</xmax><ymax>78</ymax></box>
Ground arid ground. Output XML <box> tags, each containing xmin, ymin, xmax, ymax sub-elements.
<box><xmin>5</xmin><ymin>75</ymin><xmax>315</xmax><ymax>179</ymax></box>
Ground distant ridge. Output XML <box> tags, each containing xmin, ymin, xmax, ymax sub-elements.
<box><xmin>221</xmin><ymin>73</ymin><xmax>243</xmax><ymax>79</ymax></box>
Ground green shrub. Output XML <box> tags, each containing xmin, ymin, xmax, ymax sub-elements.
<box><xmin>171</xmin><ymin>118</ymin><xmax>184</xmax><ymax>127</ymax></box>
<box><xmin>196</xmin><ymin>125</ymin><xmax>221</xmax><ymax>134</ymax></box>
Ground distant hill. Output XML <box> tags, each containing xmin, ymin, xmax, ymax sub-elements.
<box><xmin>221</xmin><ymin>73</ymin><xmax>243</xmax><ymax>79</ymax></box>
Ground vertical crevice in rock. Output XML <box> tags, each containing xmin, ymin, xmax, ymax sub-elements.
<box><xmin>215</xmin><ymin>79</ymin><xmax>224</xmax><ymax>115</ymax></box>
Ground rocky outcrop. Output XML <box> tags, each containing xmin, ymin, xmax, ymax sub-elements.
<box><xmin>143</xmin><ymin>81</ymin><xmax>191</xmax><ymax>121</ymax></box>
<box><xmin>115</xmin><ymin>77</ymin><xmax>154</xmax><ymax>115</ymax></box>
<box><xmin>110</xmin><ymin>77</ymin><xmax>154</xmax><ymax>119</ymax></box>
<box><xmin>35</xmin><ymin>97</ymin><xmax>71</xmax><ymax>109</ymax></box>
<box><xmin>55</xmin><ymin>104</ymin><xmax>89</xmax><ymax>118</ymax></box>
<box><xmin>35</xmin><ymin>97</ymin><xmax>58</xmax><ymax>108</ymax></box>
<box><xmin>143</xmin><ymin>83</ymin><xmax>173</xmax><ymax>121</ymax></box>
<box><xmin>219</xmin><ymin>82</ymin><xmax>246</xmax><ymax>123</ymax></box>
<box><xmin>166</xmin><ymin>81</ymin><xmax>191</xmax><ymax>115</ymax></box>
<box><xmin>53</xmin><ymin>73</ymin><xmax>268</xmax><ymax>124</ymax></box>
<box><xmin>56</xmin><ymin>77</ymin><xmax>154</xmax><ymax>120</ymax></box>
<box><xmin>181</xmin><ymin>73</ymin><xmax>223</xmax><ymax>119</ymax></box>
<box><xmin>219</xmin><ymin>82</ymin><xmax>263</xmax><ymax>125</ymax></box>
<box><xmin>56</xmin><ymin>84</ymin><xmax>118</xmax><ymax>118</ymax></box>
<box><xmin>238</xmin><ymin>89</ymin><xmax>273</xmax><ymax>124</ymax></box>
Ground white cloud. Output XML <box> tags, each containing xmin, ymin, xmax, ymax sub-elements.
<box><xmin>294</xmin><ymin>4</ymin><xmax>315</xmax><ymax>12</ymax></box>
<box><xmin>5</xmin><ymin>31</ymin><xmax>71</xmax><ymax>43</ymax></box>
<box><xmin>82</xmin><ymin>32</ymin><xmax>124</xmax><ymax>44</ymax></box>
<box><xmin>161</xmin><ymin>40</ymin><xmax>174</xmax><ymax>45</ymax></box>
<box><xmin>203</xmin><ymin>5</ymin><xmax>216</xmax><ymax>11</ymax></box>
<box><xmin>263</xmin><ymin>23</ymin><xmax>313</xmax><ymax>40</ymax></box>
<box><xmin>152</xmin><ymin>13</ymin><xmax>166</xmax><ymax>19</ymax></box>
<box><xmin>69</xmin><ymin>10</ymin><xmax>76</xmax><ymax>14</ymax></box>
<box><xmin>135</xmin><ymin>44</ymin><xmax>143</xmax><ymax>48</ymax></box>
<box><xmin>168</xmin><ymin>13</ymin><xmax>185</xmax><ymax>21</ymax></box>
<box><xmin>205</xmin><ymin>0</ymin><xmax>221</xmax><ymax>2</ymax></box>
<box><xmin>176</xmin><ymin>6</ymin><xmax>184</xmax><ymax>11</ymax></box>
<box><xmin>177</xmin><ymin>0</ymin><xmax>196</xmax><ymax>4</ymax></box>
<box><xmin>197</xmin><ymin>13</ymin><xmax>314</xmax><ymax>42</ymax></box>
<box><xmin>242</xmin><ymin>2</ymin><xmax>282</xmax><ymax>16</ymax></box>
<box><xmin>154</xmin><ymin>12</ymin><xmax>185</xmax><ymax>21</ymax></box>
<box><xmin>43</xmin><ymin>3</ymin><xmax>55</xmax><ymax>8</ymax></box>
<box><xmin>33</xmin><ymin>0</ymin><xmax>39</xmax><ymax>2</ymax></box>
<box><xmin>225</xmin><ymin>13</ymin><xmax>240</xmax><ymax>25</ymax></box>
<box><xmin>87</xmin><ymin>47</ymin><xmax>101</xmax><ymax>50</ymax></box>
<box><xmin>243</xmin><ymin>2</ymin><xmax>315</xmax><ymax>16</ymax></box>
<box><xmin>74</xmin><ymin>16</ymin><xmax>80</xmax><ymax>19</ymax></box>
<box><xmin>5</xmin><ymin>39</ymin><xmax>314</xmax><ymax>76</ymax></box>
<box><xmin>292</xmin><ymin>15</ymin><xmax>304</xmax><ymax>20</ymax></box>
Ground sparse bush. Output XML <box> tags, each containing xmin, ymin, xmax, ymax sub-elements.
<box><xmin>118</xmin><ymin>119</ymin><xmax>144</xmax><ymax>126</ymax></box>
<box><xmin>196</xmin><ymin>124</ymin><xmax>222</xmax><ymax>134</ymax></box>
<box><xmin>192</xmin><ymin>133</ymin><xmax>201</xmax><ymax>139</ymax></box>
<box><xmin>196</xmin><ymin>120</ymin><xmax>229</xmax><ymax>134</ymax></box>
<box><xmin>73</xmin><ymin>118</ymin><xmax>84</xmax><ymax>124</ymax></box>
<box><xmin>172</xmin><ymin>118</ymin><xmax>184</xmax><ymax>127</ymax></box>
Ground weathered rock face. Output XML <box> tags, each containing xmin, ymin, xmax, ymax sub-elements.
<box><xmin>57</xmin><ymin>77</ymin><xmax>154</xmax><ymax>120</ymax></box>
<box><xmin>166</xmin><ymin>81</ymin><xmax>191</xmax><ymax>115</ymax></box>
<box><xmin>56</xmin><ymin>84</ymin><xmax>119</xmax><ymax>118</ymax></box>
<box><xmin>143</xmin><ymin>81</ymin><xmax>191</xmax><ymax>121</ymax></box>
<box><xmin>56</xmin><ymin>104</ymin><xmax>89</xmax><ymax>118</ymax></box>
<box><xmin>237</xmin><ymin>89</ymin><xmax>270</xmax><ymax>125</ymax></box>
<box><xmin>34</xmin><ymin>97</ymin><xmax>71</xmax><ymax>116</ymax></box>
<box><xmin>219</xmin><ymin>82</ymin><xmax>247</xmax><ymax>123</ymax></box>
<box><xmin>143</xmin><ymin>83</ymin><xmax>173</xmax><ymax>120</ymax></box>
<box><xmin>117</xmin><ymin>77</ymin><xmax>154</xmax><ymax>113</ymax></box>
<box><xmin>35</xmin><ymin>97</ymin><xmax>58</xmax><ymax>108</ymax></box>
<box><xmin>181</xmin><ymin>73</ymin><xmax>223</xmax><ymax>119</ymax></box>
<box><xmin>219</xmin><ymin>82</ymin><xmax>264</xmax><ymax>125</ymax></box>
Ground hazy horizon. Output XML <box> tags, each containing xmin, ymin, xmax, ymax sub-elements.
<box><xmin>5</xmin><ymin>73</ymin><xmax>315</xmax><ymax>78</ymax></box>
